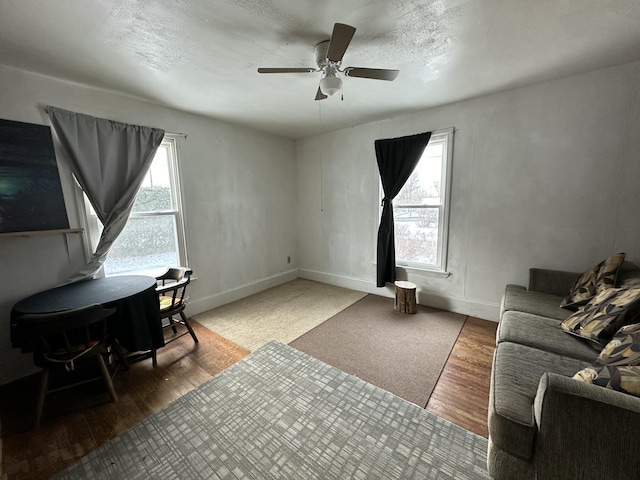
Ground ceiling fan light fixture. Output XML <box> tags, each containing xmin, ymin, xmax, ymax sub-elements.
<box><xmin>319</xmin><ymin>74</ymin><xmax>342</xmax><ymax>97</ymax></box>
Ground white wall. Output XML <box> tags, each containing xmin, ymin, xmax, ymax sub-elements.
<box><xmin>296</xmin><ymin>61</ymin><xmax>640</xmax><ymax>320</ymax></box>
<box><xmin>3</xmin><ymin>60</ymin><xmax>640</xmax><ymax>385</ymax></box>
<box><xmin>0</xmin><ymin>65</ymin><xmax>297</xmax><ymax>385</ymax></box>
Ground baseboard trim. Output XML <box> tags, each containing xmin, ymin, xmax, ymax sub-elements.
<box><xmin>299</xmin><ymin>268</ymin><xmax>500</xmax><ymax>322</ymax></box>
<box><xmin>188</xmin><ymin>269</ymin><xmax>299</xmax><ymax>316</ymax></box>
<box><xmin>188</xmin><ymin>267</ymin><xmax>500</xmax><ymax>322</ymax></box>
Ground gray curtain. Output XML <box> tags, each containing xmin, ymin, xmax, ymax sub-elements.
<box><xmin>46</xmin><ymin>106</ymin><xmax>165</xmax><ymax>279</ymax></box>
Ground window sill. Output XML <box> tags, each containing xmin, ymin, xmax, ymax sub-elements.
<box><xmin>396</xmin><ymin>265</ymin><xmax>451</xmax><ymax>279</ymax></box>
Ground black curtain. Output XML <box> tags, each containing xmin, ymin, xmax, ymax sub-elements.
<box><xmin>375</xmin><ymin>132</ymin><xmax>431</xmax><ymax>287</ymax></box>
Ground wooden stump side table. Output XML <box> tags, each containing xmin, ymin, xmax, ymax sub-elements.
<box><xmin>394</xmin><ymin>281</ymin><xmax>417</xmax><ymax>314</ymax></box>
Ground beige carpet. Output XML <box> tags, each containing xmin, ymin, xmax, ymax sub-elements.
<box><xmin>193</xmin><ymin>278</ymin><xmax>367</xmax><ymax>351</ymax></box>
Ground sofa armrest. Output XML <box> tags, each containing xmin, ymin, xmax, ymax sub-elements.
<box><xmin>533</xmin><ymin>372</ymin><xmax>640</xmax><ymax>478</ymax></box>
<box><xmin>528</xmin><ymin>268</ymin><xmax>580</xmax><ymax>296</ymax></box>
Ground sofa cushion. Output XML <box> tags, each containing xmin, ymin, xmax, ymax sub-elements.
<box><xmin>489</xmin><ymin>342</ymin><xmax>589</xmax><ymax>461</ymax></box>
<box><xmin>561</xmin><ymin>288</ymin><xmax>640</xmax><ymax>347</ymax></box>
<box><xmin>498</xmin><ymin>311</ymin><xmax>598</xmax><ymax>362</ymax></box>
<box><xmin>560</xmin><ymin>253</ymin><xmax>625</xmax><ymax>309</ymax></box>
<box><xmin>501</xmin><ymin>284</ymin><xmax>571</xmax><ymax>321</ymax></box>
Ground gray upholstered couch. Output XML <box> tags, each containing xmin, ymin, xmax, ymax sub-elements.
<box><xmin>488</xmin><ymin>265</ymin><xmax>640</xmax><ymax>479</ymax></box>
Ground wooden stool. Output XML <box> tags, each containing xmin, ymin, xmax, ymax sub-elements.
<box><xmin>394</xmin><ymin>281</ymin><xmax>417</xmax><ymax>314</ymax></box>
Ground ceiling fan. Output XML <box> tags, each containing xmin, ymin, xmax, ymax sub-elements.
<box><xmin>258</xmin><ymin>23</ymin><xmax>399</xmax><ymax>100</ymax></box>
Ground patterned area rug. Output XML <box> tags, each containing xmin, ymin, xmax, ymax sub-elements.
<box><xmin>54</xmin><ymin>341</ymin><xmax>490</xmax><ymax>479</ymax></box>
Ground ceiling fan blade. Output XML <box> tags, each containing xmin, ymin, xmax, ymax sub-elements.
<box><xmin>257</xmin><ymin>67</ymin><xmax>316</xmax><ymax>73</ymax></box>
<box><xmin>326</xmin><ymin>23</ymin><xmax>356</xmax><ymax>62</ymax></box>
<box><xmin>344</xmin><ymin>67</ymin><xmax>399</xmax><ymax>81</ymax></box>
<box><xmin>315</xmin><ymin>87</ymin><xmax>327</xmax><ymax>101</ymax></box>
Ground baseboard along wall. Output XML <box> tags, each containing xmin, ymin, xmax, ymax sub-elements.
<box><xmin>298</xmin><ymin>269</ymin><xmax>500</xmax><ymax>322</ymax></box>
<box><xmin>188</xmin><ymin>268</ymin><xmax>299</xmax><ymax>316</ymax></box>
<box><xmin>189</xmin><ymin>267</ymin><xmax>500</xmax><ymax>322</ymax></box>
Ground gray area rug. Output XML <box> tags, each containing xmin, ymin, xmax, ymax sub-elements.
<box><xmin>290</xmin><ymin>294</ymin><xmax>467</xmax><ymax>407</ymax></box>
<box><xmin>55</xmin><ymin>341</ymin><xmax>490</xmax><ymax>479</ymax></box>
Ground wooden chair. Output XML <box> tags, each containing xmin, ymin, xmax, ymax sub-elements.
<box><xmin>152</xmin><ymin>267</ymin><xmax>198</xmax><ymax>366</ymax></box>
<box><xmin>17</xmin><ymin>304</ymin><xmax>121</xmax><ymax>426</ymax></box>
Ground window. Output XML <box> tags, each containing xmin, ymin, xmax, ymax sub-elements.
<box><xmin>83</xmin><ymin>136</ymin><xmax>188</xmax><ymax>276</ymax></box>
<box><xmin>391</xmin><ymin>128</ymin><xmax>453</xmax><ymax>273</ymax></box>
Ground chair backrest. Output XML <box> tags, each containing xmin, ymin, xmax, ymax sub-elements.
<box><xmin>156</xmin><ymin>267</ymin><xmax>192</xmax><ymax>317</ymax></box>
<box><xmin>17</xmin><ymin>304</ymin><xmax>116</xmax><ymax>360</ymax></box>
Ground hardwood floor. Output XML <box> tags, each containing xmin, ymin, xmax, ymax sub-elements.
<box><xmin>426</xmin><ymin>316</ymin><xmax>497</xmax><ymax>438</ymax></box>
<box><xmin>0</xmin><ymin>315</ymin><xmax>497</xmax><ymax>479</ymax></box>
<box><xmin>0</xmin><ymin>322</ymin><xmax>250</xmax><ymax>480</ymax></box>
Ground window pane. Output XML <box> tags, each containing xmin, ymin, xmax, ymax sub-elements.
<box><xmin>395</xmin><ymin>142</ymin><xmax>443</xmax><ymax>206</ymax></box>
<box><xmin>417</xmin><ymin>143</ymin><xmax>443</xmax><ymax>203</ymax></box>
<box><xmin>132</xmin><ymin>146</ymin><xmax>173</xmax><ymax>213</ymax></box>
<box><xmin>384</xmin><ymin>129</ymin><xmax>452</xmax><ymax>272</ymax></box>
<box><xmin>394</xmin><ymin>208</ymin><xmax>439</xmax><ymax>266</ymax></box>
<box><xmin>104</xmin><ymin>215</ymin><xmax>179</xmax><ymax>275</ymax></box>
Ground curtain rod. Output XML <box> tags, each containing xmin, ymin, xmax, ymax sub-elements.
<box><xmin>45</xmin><ymin>107</ymin><xmax>190</xmax><ymax>139</ymax></box>
<box><xmin>166</xmin><ymin>131</ymin><xmax>188</xmax><ymax>138</ymax></box>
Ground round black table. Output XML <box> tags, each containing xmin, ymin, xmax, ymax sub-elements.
<box><xmin>11</xmin><ymin>275</ymin><xmax>164</xmax><ymax>353</ymax></box>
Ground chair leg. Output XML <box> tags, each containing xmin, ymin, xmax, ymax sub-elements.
<box><xmin>180</xmin><ymin>312</ymin><xmax>199</xmax><ymax>344</ymax></box>
<box><xmin>152</xmin><ymin>349</ymin><xmax>157</xmax><ymax>367</ymax></box>
<box><xmin>96</xmin><ymin>354</ymin><xmax>118</xmax><ymax>403</ymax></box>
<box><xmin>110</xmin><ymin>341</ymin><xmax>130</xmax><ymax>372</ymax></box>
<box><xmin>35</xmin><ymin>368</ymin><xmax>49</xmax><ymax>427</ymax></box>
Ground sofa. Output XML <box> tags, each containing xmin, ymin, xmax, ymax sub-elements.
<box><xmin>488</xmin><ymin>262</ymin><xmax>640</xmax><ymax>479</ymax></box>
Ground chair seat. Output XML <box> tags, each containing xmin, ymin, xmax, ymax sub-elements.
<box><xmin>158</xmin><ymin>295</ymin><xmax>176</xmax><ymax>311</ymax></box>
<box><xmin>51</xmin><ymin>339</ymin><xmax>101</xmax><ymax>354</ymax></box>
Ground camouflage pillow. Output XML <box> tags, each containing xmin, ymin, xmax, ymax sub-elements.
<box><xmin>596</xmin><ymin>322</ymin><xmax>640</xmax><ymax>366</ymax></box>
<box><xmin>573</xmin><ymin>323</ymin><xmax>640</xmax><ymax>396</ymax></box>
<box><xmin>573</xmin><ymin>365</ymin><xmax>640</xmax><ymax>396</ymax></box>
<box><xmin>561</xmin><ymin>287</ymin><xmax>640</xmax><ymax>347</ymax></box>
<box><xmin>560</xmin><ymin>253</ymin><xmax>625</xmax><ymax>310</ymax></box>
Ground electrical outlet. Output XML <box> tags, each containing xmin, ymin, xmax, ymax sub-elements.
<box><xmin>287</xmin><ymin>256</ymin><xmax>291</xmax><ymax>264</ymax></box>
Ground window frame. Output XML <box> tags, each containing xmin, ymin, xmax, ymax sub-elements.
<box><xmin>77</xmin><ymin>134</ymin><xmax>189</xmax><ymax>275</ymax></box>
<box><xmin>382</xmin><ymin>128</ymin><xmax>454</xmax><ymax>274</ymax></box>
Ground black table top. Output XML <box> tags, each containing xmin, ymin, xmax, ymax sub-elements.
<box><xmin>12</xmin><ymin>275</ymin><xmax>156</xmax><ymax>315</ymax></box>
<box><xmin>11</xmin><ymin>275</ymin><xmax>163</xmax><ymax>352</ymax></box>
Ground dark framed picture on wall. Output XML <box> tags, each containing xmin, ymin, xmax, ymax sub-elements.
<box><xmin>0</xmin><ymin>118</ymin><xmax>69</xmax><ymax>235</ymax></box>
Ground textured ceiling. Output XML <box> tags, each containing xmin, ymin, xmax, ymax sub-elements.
<box><xmin>1</xmin><ymin>0</ymin><xmax>640</xmax><ymax>138</ymax></box>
